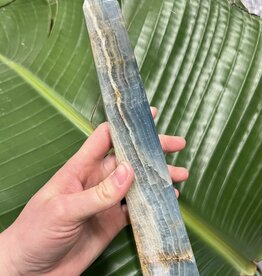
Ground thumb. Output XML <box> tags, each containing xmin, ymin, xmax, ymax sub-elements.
<box><xmin>66</xmin><ymin>162</ymin><xmax>134</xmax><ymax>222</ymax></box>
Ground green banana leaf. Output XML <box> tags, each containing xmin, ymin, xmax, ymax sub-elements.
<box><xmin>0</xmin><ymin>0</ymin><xmax>261</xmax><ymax>275</ymax></box>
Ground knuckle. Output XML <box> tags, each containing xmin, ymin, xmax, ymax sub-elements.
<box><xmin>102</xmin><ymin>155</ymin><xmax>117</xmax><ymax>174</ymax></box>
<box><xmin>95</xmin><ymin>180</ymin><xmax>114</xmax><ymax>205</ymax></box>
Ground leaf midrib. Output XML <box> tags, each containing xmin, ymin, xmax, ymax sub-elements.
<box><xmin>0</xmin><ymin>53</ymin><xmax>94</xmax><ymax>137</ymax></box>
<box><xmin>180</xmin><ymin>202</ymin><xmax>257</xmax><ymax>275</ymax></box>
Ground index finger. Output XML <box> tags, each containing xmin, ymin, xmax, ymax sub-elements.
<box><xmin>68</xmin><ymin>122</ymin><xmax>112</xmax><ymax>170</ymax></box>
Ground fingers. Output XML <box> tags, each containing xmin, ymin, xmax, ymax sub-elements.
<box><xmin>150</xmin><ymin>106</ymin><xmax>158</xmax><ymax>118</ymax></box>
<box><xmin>99</xmin><ymin>134</ymin><xmax>186</xmax><ymax>177</ymax></box>
<box><xmin>65</xmin><ymin>162</ymin><xmax>134</xmax><ymax>222</ymax></box>
<box><xmin>87</xmin><ymin>134</ymin><xmax>186</xmax><ymax>187</ymax></box>
<box><xmin>81</xmin><ymin>154</ymin><xmax>118</xmax><ymax>189</ymax></box>
<box><xmin>159</xmin><ymin>135</ymin><xmax>186</xmax><ymax>153</ymax></box>
<box><xmin>170</xmin><ymin>166</ymin><xmax>189</xmax><ymax>198</ymax></box>
<box><xmin>69</xmin><ymin>122</ymin><xmax>112</xmax><ymax>169</ymax></box>
<box><xmin>71</xmin><ymin>106</ymin><xmax>157</xmax><ymax>169</ymax></box>
<box><xmin>63</xmin><ymin>122</ymin><xmax>113</xmax><ymax>183</ymax></box>
<box><xmin>100</xmin><ymin>154</ymin><xmax>117</xmax><ymax>178</ymax></box>
<box><xmin>92</xmin><ymin>133</ymin><xmax>186</xmax><ymax>187</ymax></box>
<box><xmin>168</xmin><ymin>165</ymin><xmax>189</xmax><ymax>182</ymax></box>
<box><xmin>150</xmin><ymin>107</ymin><xmax>187</xmax><ymax>153</ymax></box>
<box><xmin>67</xmin><ymin>107</ymin><xmax>181</xmax><ymax>171</ymax></box>
<box><xmin>65</xmin><ymin>107</ymin><xmax>186</xmax><ymax>190</ymax></box>
<box><xmin>78</xmin><ymin>106</ymin><xmax>157</xmax><ymax>162</ymax></box>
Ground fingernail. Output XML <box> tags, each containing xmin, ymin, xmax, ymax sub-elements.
<box><xmin>113</xmin><ymin>162</ymin><xmax>129</xmax><ymax>186</ymax></box>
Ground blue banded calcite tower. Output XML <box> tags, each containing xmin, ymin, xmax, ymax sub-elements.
<box><xmin>83</xmin><ymin>0</ymin><xmax>199</xmax><ymax>275</ymax></box>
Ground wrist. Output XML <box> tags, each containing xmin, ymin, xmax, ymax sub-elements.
<box><xmin>0</xmin><ymin>229</ymin><xmax>20</xmax><ymax>275</ymax></box>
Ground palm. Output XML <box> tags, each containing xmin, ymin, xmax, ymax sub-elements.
<box><xmin>49</xmin><ymin>204</ymin><xmax>125</xmax><ymax>275</ymax></box>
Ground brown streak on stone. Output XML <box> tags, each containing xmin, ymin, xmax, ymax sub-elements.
<box><xmin>131</xmin><ymin>226</ymin><xmax>150</xmax><ymax>276</ymax></box>
<box><xmin>131</xmin><ymin>227</ymin><xmax>193</xmax><ymax>273</ymax></box>
<box><xmin>115</xmin><ymin>89</ymin><xmax>121</xmax><ymax>104</ymax></box>
<box><xmin>139</xmin><ymin>252</ymin><xmax>194</xmax><ymax>269</ymax></box>
<box><xmin>157</xmin><ymin>251</ymin><xmax>194</xmax><ymax>265</ymax></box>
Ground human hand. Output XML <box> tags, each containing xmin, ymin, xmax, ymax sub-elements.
<box><xmin>0</xmin><ymin>108</ymin><xmax>188</xmax><ymax>275</ymax></box>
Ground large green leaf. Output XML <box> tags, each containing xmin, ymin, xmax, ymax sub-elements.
<box><xmin>0</xmin><ymin>0</ymin><xmax>261</xmax><ymax>275</ymax></box>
